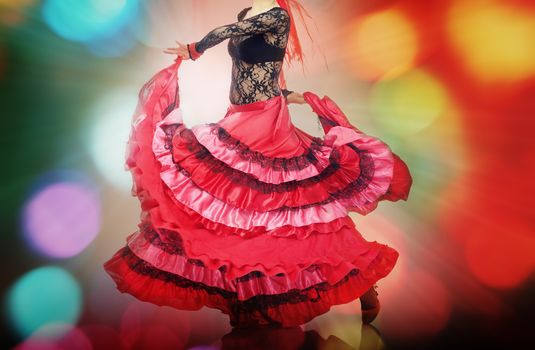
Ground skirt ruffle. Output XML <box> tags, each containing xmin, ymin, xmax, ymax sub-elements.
<box><xmin>104</xmin><ymin>224</ymin><xmax>398</xmax><ymax>327</ymax></box>
<box><xmin>103</xmin><ymin>60</ymin><xmax>412</xmax><ymax>327</ymax></box>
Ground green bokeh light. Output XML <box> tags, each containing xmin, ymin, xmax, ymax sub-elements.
<box><xmin>6</xmin><ymin>266</ymin><xmax>83</xmax><ymax>338</ymax></box>
<box><xmin>370</xmin><ymin>69</ymin><xmax>449</xmax><ymax>137</ymax></box>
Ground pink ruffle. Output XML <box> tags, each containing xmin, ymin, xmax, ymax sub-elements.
<box><xmin>122</xmin><ymin>93</ymin><xmax>353</xmax><ymax>240</ymax></box>
<box><xmin>170</xmin><ymin>127</ymin><xmax>364</xmax><ymax>212</ymax></box>
<box><xmin>338</xmin><ymin>130</ymin><xmax>394</xmax><ymax>214</ymax></box>
<box><xmin>303</xmin><ymin>92</ymin><xmax>396</xmax><ymax>215</ymax></box>
<box><xmin>102</xmin><ymin>61</ymin><xmax>410</xmax><ymax>327</ymax></box>
<box><xmin>191</xmin><ymin>123</ymin><xmax>333</xmax><ymax>184</ymax></box>
<box><xmin>103</xmin><ymin>241</ymin><xmax>399</xmax><ymax>327</ymax></box>
<box><xmin>153</xmin><ymin>115</ymin><xmax>396</xmax><ymax>229</ymax></box>
<box><xmin>111</xmin><ymin>60</ymin><xmax>407</xmax><ymax>281</ymax></box>
<box><xmin>125</xmin><ymin>221</ymin><xmax>398</xmax><ymax>299</ymax></box>
<box><xmin>127</xmin><ymin>61</ymin><xmax>403</xmax><ymax>234</ymax></box>
<box><xmin>149</xmin><ymin>214</ymin><xmax>393</xmax><ymax>282</ymax></box>
<box><xmin>152</xmin><ymin>112</ymin><xmax>350</xmax><ymax>229</ymax></box>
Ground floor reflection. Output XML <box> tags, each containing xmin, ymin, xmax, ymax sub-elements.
<box><xmin>219</xmin><ymin>323</ymin><xmax>384</xmax><ymax>350</ymax></box>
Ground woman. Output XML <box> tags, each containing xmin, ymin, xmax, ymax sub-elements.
<box><xmin>103</xmin><ymin>0</ymin><xmax>412</xmax><ymax>328</ymax></box>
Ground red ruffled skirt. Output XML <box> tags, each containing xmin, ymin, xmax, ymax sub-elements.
<box><xmin>103</xmin><ymin>60</ymin><xmax>412</xmax><ymax>327</ymax></box>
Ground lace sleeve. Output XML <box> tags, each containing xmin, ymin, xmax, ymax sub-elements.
<box><xmin>194</xmin><ymin>7</ymin><xmax>290</xmax><ymax>54</ymax></box>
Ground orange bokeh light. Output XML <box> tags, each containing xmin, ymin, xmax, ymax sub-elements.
<box><xmin>0</xmin><ymin>0</ymin><xmax>35</xmax><ymax>25</ymax></box>
<box><xmin>464</xmin><ymin>221</ymin><xmax>535</xmax><ymax>289</ymax></box>
<box><xmin>346</xmin><ymin>9</ymin><xmax>419</xmax><ymax>81</ymax></box>
<box><xmin>447</xmin><ymin>0</ymin><xmax>535</xmax><ymax>82</ymax></box>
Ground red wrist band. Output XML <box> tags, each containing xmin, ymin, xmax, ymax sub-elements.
<box><xmin>187</xmin><ymin>42</ymin><xmax>202</xmax><ymax>60</ymax></box>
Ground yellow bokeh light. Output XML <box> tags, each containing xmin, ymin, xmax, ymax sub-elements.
<box><xmin>448</xmin><ymin>0</ymin><xmax>535</xmax><ymax>82</ymax></box>
<box><xmin>370</xmin><ymin>69</ymin><xmax>450</xmax><ymax>137</ymax></box>
<box><xmin>0</xmin><ymin>0</ymin><xmax>34</xmax><ymax>8</ymax></box>
<box><xmin>347</xmin><ymin>9</ymin><xmax>419</xmax><ymax>81</ymax></box>
<box><xmin>0</xmin><ymin>0</ymin><xmax>35</xmax><ymax>25</ymax></box>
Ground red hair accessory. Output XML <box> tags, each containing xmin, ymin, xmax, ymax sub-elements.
<box><xmin>275</xmin><ymin>0</ymin><xmax>324</xmax><ymax>90</ymax></box>
<box><xmin>275</xmin><ymin>0</ymin><xmax>313</xmax><ymax>66</ymax></box>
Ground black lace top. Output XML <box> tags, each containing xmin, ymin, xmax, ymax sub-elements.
<box><xmin>194</xmin><ymin>6</ymin><xmax>293</xmax><ymax>105</ymax></box>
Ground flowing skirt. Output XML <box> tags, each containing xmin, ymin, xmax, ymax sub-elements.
<box><xmin>102</xmin><ymin>60</ymin><xmax>413</xmax><ymax>327</ymax></box>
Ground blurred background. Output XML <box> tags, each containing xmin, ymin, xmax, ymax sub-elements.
<box><xmin>1</xmin><ymin>0</ymin><xmax>534</xmax><ymax>349</ymax></box>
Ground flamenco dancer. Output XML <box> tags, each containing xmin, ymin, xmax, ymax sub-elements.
<box><xmin>103</xmin><ymin>0</ymin><xmax>413</xmax><ymax>328</ymax></box>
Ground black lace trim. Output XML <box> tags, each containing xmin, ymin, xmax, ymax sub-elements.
<box><xmin>139</xmin><ymin>221</ymin><xmax>298</xmax><ymax>279</ymax></box>
<box><xmin>162</xmin><ymin>123</ymin><xmax>375</xmax><ymax>210</ymax></box>
<box><xmin>139</xmin><ymin>222</ymin><xmax>207</xmax><ymax>268</ymax></box>
<box><xmin>121</xmin><ymin>242</ymin><xmax>359</xmax><ymax>310</ymax></box>
<box><xmin>212</xmin><ymin>125</ymin><xmax>327</xmax><ymax>171</ymax></box>
<box><xmin>160</xmin><ymin>110</ymin><xmax>335</xmax><ymax>173</ymax></box>
<box><xmin>171</xmin><ymin>127</ymin><xmax>343</xmax><ymax>194</ymax></box>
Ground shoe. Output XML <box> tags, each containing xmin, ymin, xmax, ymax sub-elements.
<box><xmin>360</xmin><ymin>284</ymin><xmax>381</xmax><ymax>324</ymax></box>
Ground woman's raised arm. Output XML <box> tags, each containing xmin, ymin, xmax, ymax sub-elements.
<box><xmin>189</xmin><ymin>7</ymin><xmax>290</xmax><ymax>60</ymax></box>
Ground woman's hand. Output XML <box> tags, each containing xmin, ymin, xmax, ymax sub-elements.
<box><xmin>286</xmin><ymin>91</ymin><xmax>306</xmax><ymax>105</ymax></box>
<box><xmin>163</xmin><ymin>41</ymin><xmax>190</xmax><ymax>60</ymax></box>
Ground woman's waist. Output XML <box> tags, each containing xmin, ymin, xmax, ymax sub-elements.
<box><xmin>227</xmin><ymin>93</ymin><xmax>284</xmax><ymax>113</ymax></box>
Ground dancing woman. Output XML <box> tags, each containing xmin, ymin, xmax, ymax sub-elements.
<box><xmin>104</xmin><ymin>0</ymin><xmax>412</xmax><ymax>328</ymax></box>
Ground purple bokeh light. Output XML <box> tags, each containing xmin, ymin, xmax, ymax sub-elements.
<box><xmin>22</xmin><ymin>181</ymin><xmax>102</xmax><ymax>258</ymax></box>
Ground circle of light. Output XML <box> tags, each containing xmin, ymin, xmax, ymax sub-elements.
<box><xmin>42</xmin><ymin>0</ymin><xmax>139</xmax><ymax>43</ymax></box>
<box><xmin>347</xmin><ymin>9</ymin><xmax>418</xmax><ymax>81</ymax></box>
<box><xmin>88</xmin><ymin>90</ymin><xmax>138</xmax><ymax>192</ymax></box>
<box><xmin>6</xmin><ymin>266</ymin><xmax>82</xmax><ymax>338</ymax></box>
<box><xmin>22</xmin><ymin>180</ymin><xmax>101</xmax><ymax>258</ymax></box>
<box><xmin>370</xmin><ymin>69</ymin><xmax>449</xmax><ymax>137</ymax></box>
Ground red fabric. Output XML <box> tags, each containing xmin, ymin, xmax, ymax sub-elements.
<box><xmin>219</xmin><ymin>95</ymin><xmax>310</xmax><ymax>158</ymax></box>
<box><xmin>103</xmin><ymin>242</ymin><xmax>398</xmax><ymax>328</ymax></box>
<box><xmin>380</xmin><ymin>153</ymin><xmax>413</xmax><ymax>202</ymax></box>
<box><xmin>103</xmin><ymin>60</ymin><xmax>411</xmax><ymax>327</ymax></box>
<box><xmin>170</xmin><ymin>125</ymin><xmax>362</xmax><ymax>211</ymax></box>
<box><xmin>275</xmin><ymin>0</ymin><xmax>314</xmax><ymax>67</ymax></box>
<box><xmin>275</xmin><ymin>0</ymin><xmax>321</xmax><ymax>90</ymax></box>
<box><xmin>124</xmin><ymin>221</ymin><xmax>397</xmax><ymax>300</ymax></box>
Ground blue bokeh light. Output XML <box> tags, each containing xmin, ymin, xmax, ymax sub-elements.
<box><xmin>6</xmin><ymin>266</ymin><xmax>83</xmax><ymax>338</ymax></box>
<box><xmin>42</xmin><ymin>0</ymin><xmax>140</xmax><ymax>43</ymax></box>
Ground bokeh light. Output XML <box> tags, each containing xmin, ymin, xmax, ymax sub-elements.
<box><xmin>42</xmin><ymin>0</ymin><xmax>139</xmax><ymax>42</ymax></box>
<box><xmin>87</xmin><ymin>90</ymin><xmax>138</xmax><ymax>192</ymax></box>
<box><xmin>79</xmin><ymin>324</ymin><xmax>126</xmax><ymax>349</ymax></box>
<box><xmin>86</xmin><ymin>24</ymin><xmax>139</xmax><ymax>58</ymax></box>
<box><xmin>370</xmin><ymin>69</ymin><xmax>450</xmax><ymax>137</ymax></box>
<box><xmin>382</xmin><ymin>268</ymin><xmax>451</xmax><ymax>340</ymax></box>
<box><xmin>13</xmin><ymin>323</ymin><xmax>92</xmax><ymax>350</ymax></box>
<box><xmin>42</xmin><ymin>0</ymin><xmax>140</xmax><ymax>56</ymax></box>
<box><xmin>465</xmin><ymin>229</ymin><xmax>535</xmax><ymax>289</ymax></box>
<box><xmin>119</xmin><ymin>302</ymin><xmax>192</xmax><ymax>349</ymax></box>
<box><xmin>133</xmin><ymin>1</ymin><xmax>194</xmax><ymax>49</ymax></box>
<box><xmin>21</xmin><ymin>179</ymin><xmax>101</xmax><ymax>258</ymax></box>
<box><xmin>347</xmin><ymin>9</ymin><xmax>418</xmax><ymax>81</ymax></box>
<box><xmin>448</xmin><ymin>0</ymin><xmax>535</xmax><ymax>82</ymax></box>
<box><xmin>439</xmin><ymin>170</ymin><xmax>535</xmax><ymax>289</ymax></box>
<box><xmin>0</xmin><ymin>0</ymin><xmax>35</xmax><ymax>5</ymax></box>
<box><xmin>0</xmin><ymin>0</ymin><xmax>36</xmax><ymax>26</ymax></box>
<box><xmin>3</xmin><ymin>0</ymin><xmax>535</xmax><ymax>347</ymax></box>
<box><xmin>6</xmin><ymin>266</ymin><xmax>83</xmax><ymax>338</ymax></box>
